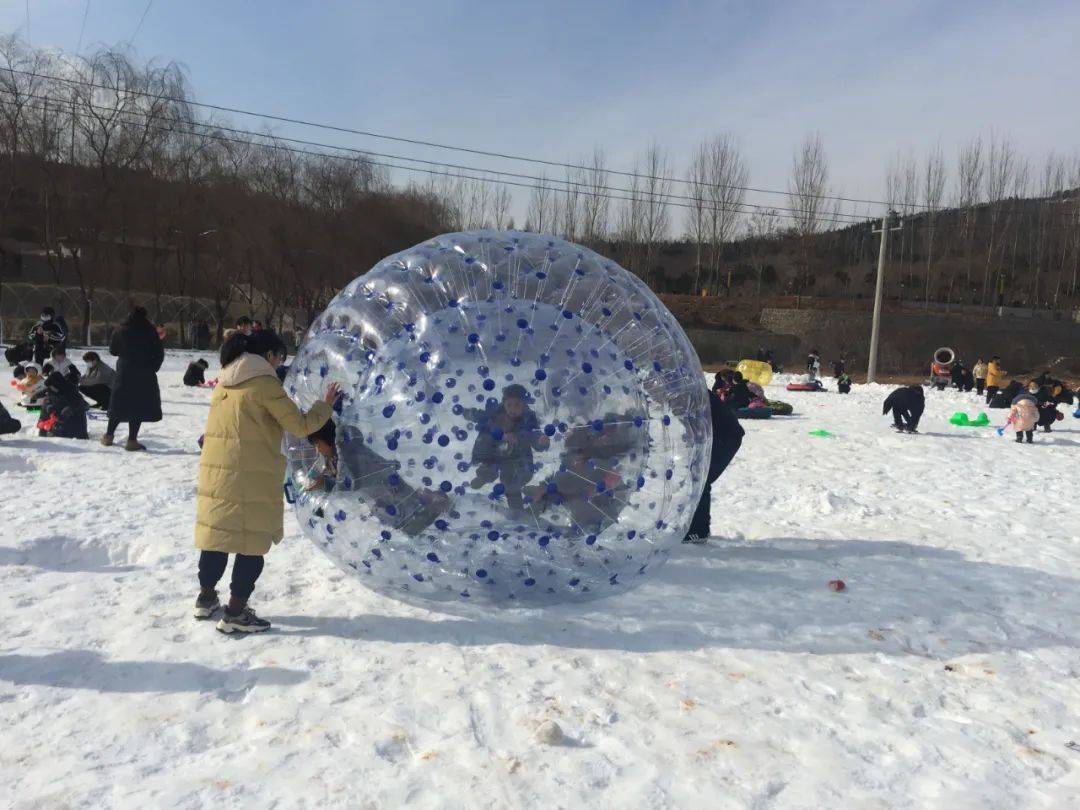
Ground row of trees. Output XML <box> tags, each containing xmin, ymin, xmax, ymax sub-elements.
<box><xmin>1</xmin><ymin>33</ymin><xmax>1078</xmax><ymax>326</ymax></box>
<box><xmin>0</xmin><ymin>35</ymin><xmax>449</xmax><ymax>343</ymax></box>
<box><xmin>882</xmin><ymin>137</ymin><xmax>1080</xmax><ymax>309</ymax></box>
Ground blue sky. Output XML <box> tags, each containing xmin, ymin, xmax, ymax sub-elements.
<box><xmin>3</xmin><ymin>0</ymin><xmax>1078</xmax><ymax>225</ymax></box>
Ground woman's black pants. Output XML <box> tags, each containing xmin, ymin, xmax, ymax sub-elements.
<box><xmin>198</xmin><ymin>551</ymin><xmax>264</xmax><ymax>601</ymax></box>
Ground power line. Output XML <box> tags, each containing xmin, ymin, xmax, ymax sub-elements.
<box><xmin>10</xmin><ymin>87</ymin><xmax>1077</xmax><ymax>240</ymax></box>
<box><xmin>129</xmin><ymin>0</ymin><xmax>154</xmax><ymax>46</ymax></box>
<box><xmin>2</xmin><ymin>86</ymin><xmax>875</xmax><ymax>227</ymax></box>
<box><xmin>5</xmin><ymin>64</ymin><xmax>913</xmax><ymax>213</ymax></box>
<box><xmin>76</xmin><ymin>0</ymin><xmax>91</xmax><ymax>53</ymax></box>
<box><xmin>8</xmin><ymin>96</ymin><xmax>870</xmax><ymax>232</ymax></box>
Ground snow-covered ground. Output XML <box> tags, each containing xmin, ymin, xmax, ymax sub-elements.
<box><xmin>2</xmin><ymin>351</ymin><xmax>1079</xmax><ymax>808</ymax></box>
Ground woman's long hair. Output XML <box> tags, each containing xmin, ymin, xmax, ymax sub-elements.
<box><xmin>219</xmin><ymin>329</ymin><xmax>288</xmax><ymax>368</ymax></box>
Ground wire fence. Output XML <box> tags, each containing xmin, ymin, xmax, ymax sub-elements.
<box><xmin>0</xmin><ymin>283</ymin><xmax>232</xmax><ymax>349</ymax></box>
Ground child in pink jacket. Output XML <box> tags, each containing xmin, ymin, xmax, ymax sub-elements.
<box><xmin>1008</xmin><ymin>383</ymin><xmax>1040</xmax><ymax>443</ymax></box>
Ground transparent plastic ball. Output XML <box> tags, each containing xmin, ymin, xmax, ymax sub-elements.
<box><xmin>283</xmin><ymin>230</ymin><xmax>710</xmax><ymax>608</ymax></box>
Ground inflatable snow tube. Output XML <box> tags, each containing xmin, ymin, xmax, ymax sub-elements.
<box><xmin>736</xmin><ymin>407</ymin><xmax>773</xmax><ymax>420</ymax></box>
<box><xmin>786</xmin><ymin>382</ymin><xmax>825</xmax><ymax>392</ymax></box>
<box><xmin>735</xmin><ymin>359</ymin><xmax>773</xmax><ymax>388</ymax></box>
<box><xmin>767</xmin><ymin>400</ymin><xmax>794</xmax><ymax>416</ymax></box>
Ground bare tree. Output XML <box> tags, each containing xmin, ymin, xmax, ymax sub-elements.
<box><xmin>921</xmin><ymin>144</ymin><xmax>946</xmax><ymax>308</ymax></box>
<box><xmin>900</xmin><ymin>153</ymin><xmax>918</xmax><ymax>298</ymax></box>
<box><xmin>1007</xmin><ymin>154</ymin><xmax>1030</xmax><ymax>304</ymax></box>
<box><xmin>788</xmin><ymin>132</ymin><xmax>829</xmax><ymax>236</ymax></box>
<box><xmin>490</xmin><ymin>185</ymin><xmax>512</xmax><ymax>230</ymax></box>
<box><xmin>615</xmin><ymin>164</ymin><xmax>644</xmax><ymax>278</ymax></box>
<box><xmin>746</xmin><ymin>208</ymin><xmax>779</xmax><ymax>300</ymax></box>
<box><xmin>981</xmin><ymin>133</ymin><xmax>1015</xmax><ymax>305</ymax></box>
<box><xmin>953</xmin><ymin>136</ymin><xmax>984</xmax><ymax>303</ymax></box>
<box><xmin>1039</xmin><ymin>153</ymin><xmax>1070</xmax><ymax>308</ymax></box>
<box><xmin>526</xmin><ymin>172</ymin><xmax>555</xmax><ymax>234</ymax></box>
<box><xmin>579</xmin><ymin>147</ymin><xmax>609</xmax><ymax>248</ymax></box>
<box><xmin>560</xmin><ymin>167</ymin><xmax>582</xmax><ymax>242</ymax></box>
<box><xmin>702</xmin><ymin>134</ymin><xmax>748</xmax><ymax>295</ymax></box>
<box><xmin>686</xmin><ymin>143</ymin><xmax>710</xmax><ymax>293</ymax></box>
<box><xmin>638</xmin><ymin>141</ymin><xmax>671</xmax><ymax>286</ymax></box>
<box><xmin>788</xmin><ymin>132</ymin><xmax>829</xmax><ymax>292</ymax></box>
<box><xmin>1068</xmin><ymin>155</ymin><xmax>1080</xmax><ymax>299</ymax></box>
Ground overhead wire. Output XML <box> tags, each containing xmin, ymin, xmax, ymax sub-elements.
<box><xmin>76</xmin><ymin>0</ymin><xmax>91</xmax><ymax>54</ymax></box>
<box><xmin>1</xmin><ymin>86</ymin><xmax>876</xmax><ymax>229</ymax></box>
<box><xmin>3</xmin><ymin>64</ymin><xmax>922</xmax><ymax>213</ymax></box>
<box><xmin>129</xmin><ymin>0</ymin><xmax>154</xmax><ymax>46</ymax></box>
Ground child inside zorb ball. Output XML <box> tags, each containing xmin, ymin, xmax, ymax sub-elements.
<box><xmin>465</xmin><ymin>383</ymin><xmax>550</xmax><ymax>516</ymax></box>
<box><xmin>282</xmin><ymin>230</ymin><xmax>710</xmax><ymax>608</ymax></box>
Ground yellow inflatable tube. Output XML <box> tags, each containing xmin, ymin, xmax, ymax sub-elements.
<box><xmin>735</xmin><ymin>359</ymin><xmax>773</xmax><ymax>387</ymax></box>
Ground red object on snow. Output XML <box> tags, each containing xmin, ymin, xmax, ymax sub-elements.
<box><xmin>828</xmin><ymin>579</ymin><xmax>846</xmax><ymax>592</ymax></box>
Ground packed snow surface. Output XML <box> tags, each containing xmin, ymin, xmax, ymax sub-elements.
<box><xmin>1</xmin><ymin>352</ymin><xmax>1079</xmax><ymax>808</ymax></box>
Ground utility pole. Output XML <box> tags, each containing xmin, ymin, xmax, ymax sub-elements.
<box><xmin>866</xmin><ymin>210</ymin><xmax>902</xmax><ymax>384</ymax></box>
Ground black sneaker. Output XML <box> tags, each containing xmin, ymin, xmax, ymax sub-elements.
<box><xmin>193</xmin><ymin>590</ymin><xmax>220</xmax><ymax>619</ymax></box>
<box><xmin>216</xmin><ymin>606</ymin><xmax>271</xmax><ymax>634</ymax></box>
<box><xmin>682</xmin><ymin>533</ymin><xmax>708</xmax><ymax>545</ymax></box>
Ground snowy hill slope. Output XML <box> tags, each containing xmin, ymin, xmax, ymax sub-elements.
<box><xmin>1</xmin><ymin>353</ymin><xmax>1079</xmax><ymax>808</ymax></box>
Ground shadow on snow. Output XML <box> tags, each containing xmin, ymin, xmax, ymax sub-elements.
<box><xmin>271</xmin><ymin>537</ymin><xmax>1080</xmax><ymax>659</ymax></box>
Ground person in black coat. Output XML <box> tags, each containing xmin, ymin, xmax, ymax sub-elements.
<box><xmin>0</xmin><ymin>401</ymin><xmax>21</xmax><ymax>436</ymax></box>
<box><xmin>989</xmin><ymin>380</ymin><xmax>1021</xmax><ymax>409</ymax></box>
<box><xmin>29</xmin><ymin>307</ymin><xmax>67</xmax><ymax>365</ymax></box>
<box><xmin>104</xmin><ymin>306</ymin><xmax>164</xmax><ymax>451</ymax></box>
<box><xmin>464</xmin><ymin>384</ymin><xmax>550</xmax><ymax>513</ymax></box>
<box><xmin>183</xmin><ymin>359</ymin><xmax>210</xmax><ymax>387</ymax></box>
<box><xmin>37</xmin><ymin>372</ymin><xmax>88</xmax><ymax>440</ymax></box>
<box><xmin>1031</xmin><ymin>384</ymin><xmax>1061</xmax><ymax>432</ymax></box>
<box><xmin>685</xmin><ymin>389</ymin><xmax>745</xmax><ymax>544</ymax></box>
<box><xmin>950</xmin><ymin>363</ymin><xmax>966</xmax><ymax>390</ymax></box>
<box><xmin>882</xmin><ymin>385</ymin><xmax>925</xmax><ymax>433</ymax></box>
<box><xmin>725</xmin><ymin>372</ymin><xmax>752</xmax><ymax>410</ymax></box>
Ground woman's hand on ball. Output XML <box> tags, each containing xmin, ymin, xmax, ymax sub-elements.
<box><xmin>324</xmin><ymin>382</ymin><xmax>342</xmax><ymax>404</ymax></box>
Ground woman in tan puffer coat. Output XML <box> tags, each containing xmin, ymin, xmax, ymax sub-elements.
<box><xmin>194</xmin><ymin>330</ymin><xmax>337</xmax><ymax>633</ymax></box>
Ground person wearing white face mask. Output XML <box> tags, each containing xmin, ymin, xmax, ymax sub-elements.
<box><xmin>29</xmin><ymin>307</ymin><xmax>67</xmax><ymax>366</ymax></box>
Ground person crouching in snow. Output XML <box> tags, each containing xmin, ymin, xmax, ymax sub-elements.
<box><xmin>79</xmin><ymin>351</ymin><xmax>115</xmax><ymax>409</ymax></box>
<box><xmin>194</xmin><ymin>329</ymin><xmax>338</xmax><ymax>634</ymax></box>
<box><xmin>16</xmin><ymin>363</ymin><xmax>46</xmax><ymax>408</ymax></box>
<box><xmin>882</xmin><ymin>385</ymin><xmax>925</xmax><ymax>433</ymax></box>
<box><xmin>837</xmin><ymin>372</ymin><xmax>852</xmax><ymax>394</ymax></box>
<box><xmin>1008</xmin><ymin>383</ymin><xmax>1040</xmax><ymax>443</ymax></box>
<box><xmin>47</xmin><ymin>347</ymin><xmax>80</xmax><ymax>385</ymax></box>
<box><xmin>1031</xmin><ymin>380</ymin><xmax>1061</xmax><ymax>433</ymax></box>
<box><xmin>0</xmin><ymin>401</ymin><xmax>20</xmax><ymax>436</ymax></box>
<box><xmin>36</xmin><ymin>372</ymin><xmax>88</xmax><ymax>439</ymax></box>
<box><xmin>183</xmin><ymin>358</ymin><xmax>210</xmax><ymax>387</ymax></box>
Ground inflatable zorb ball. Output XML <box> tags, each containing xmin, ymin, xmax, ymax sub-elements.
<box><xmin>283</xmin><ymin>230</ymin><xmax>710</xmax><ymax>608</ymax></box>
